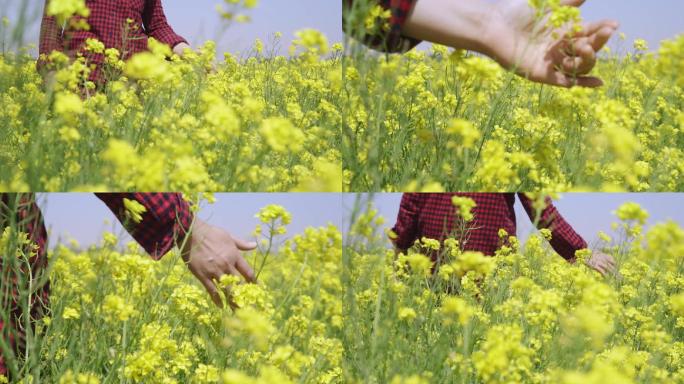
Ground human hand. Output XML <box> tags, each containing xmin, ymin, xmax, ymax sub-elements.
<box><xmin>173</xmin><ymin>42</ymin><xmax>218</xmax><ymax>73</ymax></box>
<box><xmin>402</xmin><ymin>0</ymin><xmax>617</xmax><ymax>87</ymax></box>
<box><xmin>172</xmin><ymin>42</ymin><xmax>192</xmax><ymax>57</ymax></box>
<box><xmin>585</xmin><ymin>251</ymin><xmax>617</xmax><ymax>276</ymax></box>
<box><xmin>487</xmin><ymin>0</ymin><xmax>618</xmax><ymax>87</ymax></box>
<box><xmin>182</xmin><ymin>218</ymin><xmax>257</xmax><ymax>308</ymax></box>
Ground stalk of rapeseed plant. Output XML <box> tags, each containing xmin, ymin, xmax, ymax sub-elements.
<box><xmin>342</xmin><ymin>1</ymin><xmax>683</xmax><ymax>192</ymax></box>
<box><xmin>341</xmin><ymin>199</ymin><xmax>684</xmax><ymax>383</ymax></box>
<box><xmin>1</xmin><ymin>203</ymin><xmax>345</xmax><ymax>383</ymax></box>
<box><xmin>0</xmin><ymin>1</ymin><xmax>343</xmax><ymax>192</ymax></box>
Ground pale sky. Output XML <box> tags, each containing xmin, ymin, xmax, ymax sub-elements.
<box><xmin>2</xmin><ymin>1</ymin><xmax>681</xmax><ymax>56</ymax></box>
<box><xmin>413</xmin><ymin>0</ymin><xmax>683</xmax><ymax>52</ymax></box>
<box><xmin>347</xmin><ymin>193</ymin><xmax>684</xmax><ymax>249</ymax></box>
<box><xmin>39</xmin><ymin>193</ymin><xmax>343</xmax><ymax>250</ymax></box>
<box><xmin>29</xmin><ymin>193</ymin><xmax>684</xmax><ymax>255</ymax></box>
<box><xmin>1</xmin><ymin>0</ymin><xmax>342</xmax><ymax>55</ymax></box>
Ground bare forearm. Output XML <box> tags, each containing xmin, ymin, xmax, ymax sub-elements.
<box><xmin>402</xmin><ymin>0</ymin><xmax>501</xmax><ymax>57</ymax></box>
<box><xmin>401</xmin><ymin>0</ymin><xmax>618</xmax><ymax>88</ymax></box>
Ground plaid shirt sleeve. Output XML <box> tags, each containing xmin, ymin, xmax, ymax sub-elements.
<box><xmin>392</xmin><ymin>193</ymin><xmax>422</xmax><ymax>251</ymax></box>
<box><xmin>142</xmin><ymin>0</ymin><xmax>188</xmax><ymax>48</ymax></box>
<box><xmin>518</xmin><ymin>194</ymin><xmax>587</xmax><ymax>261</ymax></box>
<box><xmin>343</xmin><ymin>0</ymin><xmax>422</xmax><ymax>53</ymax></box>
<box><xmin>1</xmin><ymin>194</ymin><xmax>50</xmax><ymax>378</ymax></box>
<box><xmin>37</xmin><ymin>1</ymin><xmax>64</xmax><ymax>71</ymax></box>
<box><xmin>95</xmin><ymin>193</ymin><xmax>193</xmax><ymax>260</ymax></box>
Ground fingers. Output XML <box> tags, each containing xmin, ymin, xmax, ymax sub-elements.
<box><xmin>222</xmin><ymin>285</ymin><xmax>237</xmax><ymax>311</ymax></box>
<box><xmin>590</xmin><ymin>259</ymin><xmax>607</xmax><ymax>276</ymax></box>
<box><xmin>214</xmin><ymin>255</ymin><xmax>255</xmax><ymax>309</ymax></box>
<box><xmin>209</xmin><ymin>264</ymin><xmax>242</xmax><ymax>309</ymax></box>
<box><xmin>603</xmin><ymin>256</ymin><xmax>617</xmax><ymax>274</ymax></box>
<box><xmin>235</xmin><ymin>257</ymin><xmax>257</xmax><ymax>283</ymax></box>
<box><xmin>223</xmin><ymin>265</ymin><xmax>240</xmax><ymax>310</ymax></box>
<box><xmin>187</xmin><ymin>262</ymin><xmax>224</xmax><ymax>307</ymax></box>
<box><xmin>185</xmin><ymin>221</ymin><xmax>259</xmax><ymax>308</ymax></box>
<box><xmin>547</xmin><ymin>43</ymin><xmax>602</xmax><ymax>88</ymax></box>
<box><xmin>559</xmin><ymin>0</ymin><xmax>586</xmax><ymax>7</ymax></box>
<box><xmin>549</xmin><ymin>69</ymin><xmax>603</xmax><ymax>88</ymax></box>
<box><xmin>586</xmin><ymin>25</ymin><xmax>617</xmax><ymax>52</ymax></box>
<box><xmin>217</xmin><ymin>257</ymin><xmax>256</xmax><ymax>309</ymax></box>
<box><xmin>561</xmin><ymin>43</ymin><xmax>596</xmax><ymax>75</ymax></box>
<box><xmin>557</xmin><ymin>20</ymin><xmax>617</xmax><ymax>57</ymax></box>
<box><xmin>190</xmin><ymin>258</ymin><xmax>245</xmax><ymax>309</ymax></box>
<box><xmin>573</xmin><ymin>77</ymin><xmax>603</xmax><ymax>87</ymax></box>
<box><xmin>587</xmin><ymin>253</ymin><xmax>619</xmax><ymax>277</ymax></box>
<box><xmin>595</xmin><ymin>264</ymin><xmax>607</xmax><ymax>276</ymax></box>
<box><xmin>229</xmin><ymin>237</ymin><xmax>257</xmax><ymax>281</ymax></box>
<box><xmin>234</xmin><ymin>237</ymin><xmax>258</xmax><ymax>251</ymax></box>
<box><xmin>199</xmin><ymin>276</ymin><xmax>223</xmax><ymax>308</ymax></box>
<box><xmin>575</xmin><ymin>20</ymin><xmax>620</xmax><ymax>38</ymax></box>
<box><xmin>558</xmin><ymin>28</ymin><xmax>607</xmax><ymax>73</ymax></box>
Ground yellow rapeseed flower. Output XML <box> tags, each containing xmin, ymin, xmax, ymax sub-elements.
<box><xmin>123</xmin><ymin>197</ymin><xmax>147</xmax><ymax>224</ymax></box>
<box><xmin>259</xmin><ymin>117</ymin><xmax>305</xmax><ymax>153</ymax></box>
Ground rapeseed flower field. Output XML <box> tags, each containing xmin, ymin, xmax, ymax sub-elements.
<box><xmin>2</xmin><ymin>0</ymin><xmax>683</xmax><ymax>382</ymax></box>
<box><xmin>2</xmin><ymin>204</ymin><xmax>344</xmax><ymax>383</ymax></box>
<box><xmin>4</xmin><ymin>198</ymin><xmax>684</xmax><ymax>383</ymax></box>
<box><xmin>0</xmin><ymin>20</ymin><xmax>342</xmax><ymax>192</ymax></box>
<box><xmin>342</xmin><ymin>199</ymin><xmax>684</xmax><ymax>383</ymax></box>
<box><xmin>342</xmin><ymin>34</ymin><xmax>684</xmax><ymax>192</ymax></box>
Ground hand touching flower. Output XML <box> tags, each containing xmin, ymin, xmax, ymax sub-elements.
<box><xmin>487</xmin><ymin>0</ymin><xmax>618</xmax><ymax>87</ymax></box>
<box><xmin>403</xmin><ymin>0</ymin><xmax>618</xmax><ymax>87</ymax></box>
<box><xmin>585</xmin><ymin>251</ymin><xmax>617</xmax><ymax>276</ymax></box>
<box><xmin>172</xmin><ymin>42</ymin><xmax>192</xmax><ymax>57</ymax></box>
<box><xmin>182</xmin><ymin>218</ymin><xmax>257</xmax><ymax>308</ymax></box>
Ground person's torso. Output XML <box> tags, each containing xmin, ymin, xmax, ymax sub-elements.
<box><xmin>64</xmin><ymin>0</ymin><xmax>151</xmax><ymax>60</ymax></box>
<box><xmin>415</xmin><ymin>193</ymin><xmax>517</xmax><ymax>256</ymax></box>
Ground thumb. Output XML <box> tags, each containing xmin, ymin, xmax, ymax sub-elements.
<box><xmin>573</xmin><ymin>76</ymin><xmax>604</xmax><ymax>88</ymax></box>
<box><xmin>233</xmin><ymin>236</ymin><xmax>258</xmax><ymax>251</ymax></box>
<box><xmin>560</xmin><ymin>0</ymin><xmax>586</xmax><ymax>7</ymax></box>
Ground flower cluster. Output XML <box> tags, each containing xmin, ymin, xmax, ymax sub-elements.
<box><xmin>4</xmin><ymin>206</ymin><xmax>345</xmax><ymax>383</ymax></box>
<box><xmin>46</xmin><ymin>0</ymin><xmax>90</xmax><ymax>27</ymax></box>
<box><xmin>343</xmin><ymin>201</ymin><xmax>684</xmax><ymax>383</ymax></box>
<box><xmin>217</xmin><ymin>0</ymin><xmax>259</xmax><ymax>23</ymax></box>
<box><xmin>342</xmin><ymin>34</ymin><xmax>684</xmax><ymax>192</ymax></box>
<box><xmin>0</xmin><ymin>31</ymin><xmax>341</xmax><ymax>193</ymax></box>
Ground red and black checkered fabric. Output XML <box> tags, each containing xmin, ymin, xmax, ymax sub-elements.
<box><xmin>0</xmin><ymin>194</ymin><xmax>49</xmax><ymax>378</ymax></box>
<box><xmin>96</xmin><ymin>193</ymin><xmax>193</xmax><ymax>259</ymax></box>
<box><xmin>392</xmin><ymin>193</ymin><xmax>587</xmax><ymax>261</ymax></box>
<box><xmin>343</xmin><ymin>0</ymin><xmax>422</xmax><ymax>52</ymax></box>
<box><xmin>0</xmin><ymin>193</ymin><xmax>191</xmax><ymax>377</ymax></box>
<box><xmin>39</xmin><ymin>0</ymin><xmax>187</xmax><ymax>84</ymax></box>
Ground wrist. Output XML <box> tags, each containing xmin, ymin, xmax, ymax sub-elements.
<box><xmin>478</xmin><ymin>8</ymin><xmax>516</xmax><ymax>68</ymax></box>
<box><xmin>172</xmin><ymin>42</ymin><xmax>191</xmax><ymax>56</ymax></box>
<box><xmin>403</xmin><ymin>0</ymin><xmax>502</xmax><ymax>55</ymax></box>
<box><xmin>181</xmin><ymin>218</ymin><xmax>204</xmax><ymax>261</ymax></box>
<box><xmin>468</xmin><ymin>2</ymin><xmax>506</xmax><ymax>57</ymax></box>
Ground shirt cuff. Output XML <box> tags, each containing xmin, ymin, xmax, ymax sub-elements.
<box><xmin>344</xmin><ymin>0</ymin><xmax>422</xmax><ymax>53</ymax></box>
<box><xmin>96</xmin><ymin>193</ymin><xmax>193</xmax><ymax>260</ymax></box>
<box><xmin>150</xmin><ymin>29</ymin><xmax>188</xmax><ymax>50</ymax></box>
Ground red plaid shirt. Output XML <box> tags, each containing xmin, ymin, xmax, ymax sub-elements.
<box><xmin>392</xmin><ymin>193</ymin><xmax>587</xmax><ymax>261</ymax></box>
<box><xmin>96</xmin><ymin>193</ymin><xmax>193</xmax><ymax>258</ymax></box>
<box><xmin>343</xmin><ymin>0</ymin><xmax>421</xmax><ymax>52</ymax></box>
<box><xmin>0</xmin><ymin>193</ymin><xmax>191</xmax><ymax>377</ymax></box>
<box><xmin>39</xmin><ymin>0</ymin><xmax>187</xmax><ymax>84</ymax></box>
